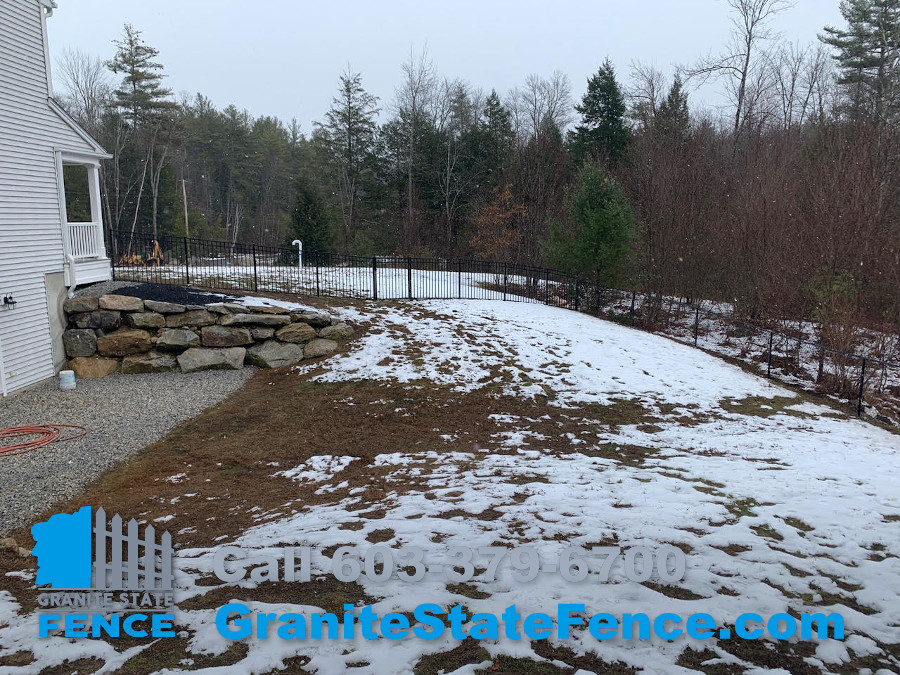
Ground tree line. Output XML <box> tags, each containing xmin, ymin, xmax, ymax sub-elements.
<box><xmin>56</xmin><ymin>0</ymin><xmax>900</xmax><ymax>333</ymax></box>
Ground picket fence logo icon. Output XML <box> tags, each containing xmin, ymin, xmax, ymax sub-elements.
<box><xmin>31</xmin><ymin>506</ymin><xmax>174</xmax><ymax>592</ymax></box>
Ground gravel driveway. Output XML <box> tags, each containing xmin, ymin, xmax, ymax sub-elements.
<box><xmin>0</xmin><ymin>369</ymin><xmax>253</xmax><ymax>535</ymax></box>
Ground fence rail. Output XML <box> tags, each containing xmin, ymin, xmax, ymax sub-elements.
<box><xmin>109</xmin><ymin>230</ymin><xmax>900</xmax><ymax>425</ymax></box>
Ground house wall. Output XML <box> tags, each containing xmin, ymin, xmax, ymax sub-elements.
<box><xmin>0</xmin><ymin>0</ymin><xmax>106</xmax><ymax>394</ymax></box>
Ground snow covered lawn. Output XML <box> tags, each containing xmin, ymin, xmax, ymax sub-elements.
<box><xmin>1</xmin><ymin>300</ymin><xmax>898</xmax><ymax>674</ymax></box>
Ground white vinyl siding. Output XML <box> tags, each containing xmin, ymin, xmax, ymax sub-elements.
<box><xmin>0</xmin><ymin>0</ymin><xmax>107</xmax><ymax>394</ymax></box>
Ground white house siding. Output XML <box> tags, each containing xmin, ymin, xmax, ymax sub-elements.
<box><xmin>0</xmin><ymin>0</ymin><xmax>107</xmax><ymax>394</ymax></box>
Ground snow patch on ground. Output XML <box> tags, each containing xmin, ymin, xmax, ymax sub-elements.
<box><xmin>2</xmin><ymin>299</ymin><xmax>898</xmax><ymax>674</ymax></box>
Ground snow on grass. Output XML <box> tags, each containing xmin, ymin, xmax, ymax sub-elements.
<box><xmin>309</xmin><ymin>300</ymin><xmax>792</xmax><ymax>412</ymax></box>
<box><xmin>275</xmin><ymin>455</ymin><xmax>358</xmax><ymax>482</ymax></box>
<box><xmin>2</xmin><ymin>299</ymin><xmax>898</xmax><ymax>674</ymax></box>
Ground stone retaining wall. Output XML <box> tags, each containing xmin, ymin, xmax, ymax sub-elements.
<box><xmin>61</xmin><ymin>295</ymin><xmax>354</xmax><ymax>379</ymax></box>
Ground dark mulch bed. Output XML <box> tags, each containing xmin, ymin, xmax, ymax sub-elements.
<box><xmin>108</xmin><ymin>282</ymin><xmax>239</xmax><ymax>306</ymax></box>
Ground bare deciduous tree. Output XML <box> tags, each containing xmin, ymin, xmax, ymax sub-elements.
<box><xmin>684</xmin><ymin>0</ymin><xmax>793</xmax><ymax>136</ymax></box>
<box><xmin>507</xmin><ymin>71</ymin><xmax>573</xmax><ymax>140</ymax></box>
<box><xmin>395</xmin><ymin>47</ymin><xmax>437</xmax><ymax>248</ymax></box>
<box><xmin>628</xmin><ymin>61</ymin><xmax>666</xmax><ymax>128</ymax></box>
<box><xmin>56</xmin><ymin>47</ymin><xmax>112</xmax><ymax>135</ymax></box>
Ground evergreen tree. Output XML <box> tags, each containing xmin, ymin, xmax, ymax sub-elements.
<box><xmin>107</xmin><ymin>24</ymin><xmax>174</xmax><ymax>124</ymax></box>
<box><xmin>544</xmin><ymin>164</ymin><xmax>634</xmax><ymax>285</ymax></box>
<box><xmin>568</xmin><ymin>59</ymin><xmax>630</xmax><ymax>163</ymax></box>
<box><xmin>288</xmin><ymin>178</ymin><xmax>331</xmax><ymax>255</ymax></box>
<box><xmin>655</xmin><ymin>75</ymin><xmax>690</xmax><ymax>137</ymax></box>
<box><xmin>820</xmin><ymin>0</ymin><xmax>900</xmax><ymax>120</ymax></box>
<box><xmin>318</xmin><ymin>70</ymin><xmax>380</xmax><ymax>248</ymax></box>
<box><xmin>481</xmin><ymin>90</ymin><xmax>515</xmax><ymax>167</ymax></box>
<box><xmin>467</xmin><ymin>90</ymin><xmax>514</xmax><ymax>193</ymax></box>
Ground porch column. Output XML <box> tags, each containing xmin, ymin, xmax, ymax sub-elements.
<box><xmin>86</xmin><ymin>162</ymin><xmax>104</xmax><ymax>257</ymax></box>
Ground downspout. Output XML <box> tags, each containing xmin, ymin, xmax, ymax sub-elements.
<box><xmin>65</xmin><ymin>251</ymin><xmax>77</xmax><ymax>298</ymax></box>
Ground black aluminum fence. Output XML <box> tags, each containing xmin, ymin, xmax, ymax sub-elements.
<box><xmin>110</xmin><ymin>230</ymin><xmax>900</xmax><ymax>424</ymax></box>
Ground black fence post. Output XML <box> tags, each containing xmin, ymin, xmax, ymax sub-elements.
<box><xmin>630</xmin><ymin>291</ymin><xmax>636</xmax><ymax>325</ymax></box>
<box><xmin>503</xmin><ymin>262</ymin><xmax>508</xmax><ymax>301</ymax></box>
<box><xmin>407</xmin><ymin>256</ymin><xmax>413</xmax><ymax>300</ymax></box>
<box><xmin>767</xmin><ymin>331</ymin><xmax>774</xmax><ymax>378</ymax></box>
<box><xmin>315</xmin><ymin>251</ymin><xmax>321</xmax><ymax>297</ymax></box>
<box><xmin>858</xmin><ymin>357</ymin><xmax>866</xmax><ymax>417</ymax></box>
<box><xmin>693</xmin><ymin>307</ymin><xmax>700</xmax><ymax>346</ymax></box>
<box><xmin>183</xmin><ymin>236</ymin><xmax>190</xmax><ymax>285</ymax></box>
<box><xmin>457</xmin><ymin>259</ymin><xmax>462</xmax><ymax>299</ymax></box>
<box><xmin>252</xmin><ymin>244</ymin><xmax>259</xmax><ymax>292</ymax></box>
<box><xmin>544</xmin><ymin>268</ymin><xmax>550</xmax><ymax>305</ymax></box>
<box><xmin>575</xmin><ymin>278</ymin><xmax>581</xmax><ymax>312</ymax></box>
<box><xmin>372</xmin><ymin>256</ymin><xmax>378</xmax><ymax>301</ymax></box>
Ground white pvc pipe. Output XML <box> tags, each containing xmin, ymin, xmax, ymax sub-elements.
<box><xmin>292</xmin><ymin>239</ymin><xmax>303</xmax><ymax>268</ymax></box>
<box><xmin>0</xmin><ymin>335</ymin><xmax>8</xmax><ymax>397</ymax></box>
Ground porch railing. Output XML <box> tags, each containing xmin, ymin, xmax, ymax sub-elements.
<box><xmin>67</xmin><ymin>222</ymin><xmax>104</xmax><ymax>260</ymax></box>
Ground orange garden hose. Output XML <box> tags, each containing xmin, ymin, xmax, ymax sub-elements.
<box><xmin>0</xmin><ymin>424</ymin><xmax>88</xmax><ymax>458</ymax></box>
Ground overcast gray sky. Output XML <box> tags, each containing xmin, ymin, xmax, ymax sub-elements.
<box><xmin>47</xmin><ymin>0</ymin><xmax>843</xmax><ymax>132</ymax></box>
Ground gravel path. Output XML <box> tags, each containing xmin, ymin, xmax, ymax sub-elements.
<box><xmin>0</xmin><ymin>369</ymin><xmax>254</xmax><ymax>535</ymax></box>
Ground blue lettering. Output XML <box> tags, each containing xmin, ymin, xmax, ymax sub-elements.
<box><xmin>736</xmin><ymin>613</ymin><xmax>763</xmax><ymax>639</ymax></box>
<box><xmin>277</xmin><ymin>613</ymin><xmax>306</xmax><ymax>639</ymax></box>
<box><xmin>216</xmin><ymin>603</ymin><xmax>251</xmax><ymax>639</ymax></box>
<box><xmin>557</xmin><ymin>604</ymin><xmax>584</xmax><ymax>639</ymax></box>
<box><xmin>64</xmin><ymin>613</ymin><xmax>88</xmax><ymax>637</ymax></box>
<box><xmin>588</xmin><ymin>613</ymin><xmax>618</xmax><ymax>640</ymax></box>
<box><xmin>501</xmin><ymin>605</ymin><xmax>521</xmax><ymax>639</ymax></box>
<box><xmin>39</xmin><ymin>614</ymin><xmax>59</xmax><ymax>637</ymax></box>
<box><xmin>151</xmin><ymin>614</ymin><xmax>175</xmax><ymax>638</ymax></box>
<box><xmin>654</xmin><ymin>613</ymin><xmax>682</xmax><ymax>640</ymax></box>
<box><xmin>523</xmin><ymin>613</ymin><xmax>553</xmax><ymax>639</ymax></box>
<box><xmin>686</xmin><ymin>613</ymin><xmax>715</xmax><ymax>639</ymax></box>
<box><xmin>622</xmin><ymin>613</ymin><xmax>650</xmax><ymax>639</ymax></box>
<box><xmin>123</xmin><ymin>614</ymin><xmax>148</xmax><ymax>638</ymax></box>
<box><xmin>469</xmin><ymin>613</ymin><xmax>498</xmax><ymax>640</ymax></box>
<box><xmin>768</xmin><ymin>613</ymin><xmax>796</xmax><ymax>640</ymax></box>
<box><xmin>380</xmin><ymin>613</ymin><xmax>410</xmax><ymax>639</ymax></box>
<box><xmin>413</xmin><ymin>604</ymin><xmax>444</xmax><ymax>639</ymax></box>
<box><xmin>449</xmin><ymin>605</ymin><xmax>468</xmax><ymax>640</ymax></box>
<box><xmin>92</xmin><ymin>614</ymin><xmax>119</xmax><ymax>638</ymax></box>
<box><xmin>311</xmin><ymin>613</ymin><xmax>339</xmax><ymax>639</ymax></box>
<box><xmin>801</xmin><ymin>613</ymin><xmax>844</xmax><ymax>640</ymax></box>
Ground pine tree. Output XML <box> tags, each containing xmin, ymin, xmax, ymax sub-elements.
<box><xmin>288</xmin><ymin>178</ymin><xmax>331</xmax><ymax>255</ymax></box>
<box><xmin>569</xmin><ymin>59</ymin><xmax>630</xmax><ymax>163</ymax></box>
<box><xmin>317</xmin><ymin>70</ymin><xmax>380</xmax><ymax>248</ymax></box>
<box><xmin>655</xmin><ymin>75</ymin><xmax>690</xmax><ymax>138</ymax></box>
<box><xmin>107</xmin><ymin>24</ymin><xmax>174</xmax><ymax>125</ymax></box>
<box><xmin>820</xmin><ymin>0</ymin><xmax>900</xmax><ymax>120</ymax></box>
<box><xmin>473</xmin><ymin>90</ymin><xmax>514</xmax><ymax>189</ymax></box>
<box><xmin>544</xmin><ymin>164</ymin><xmax>634</xmax><ymax>285</ymax></box>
